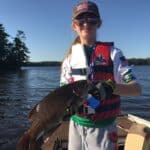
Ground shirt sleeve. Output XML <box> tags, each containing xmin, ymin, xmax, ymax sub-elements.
<box><xmin>60</xmin><ymin>56</ymin><xmax>73</xmax><ymax>86</ymax></box>
<box><xmin>111</xmin><ymin>46</ymin><xmax>137</xmax><ymax>84</ymax></box>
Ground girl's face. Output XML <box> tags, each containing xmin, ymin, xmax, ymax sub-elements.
<box><xmin>72</xmin><ymin>13</ymin><xmax>100</xmax><ymax>44</ymax></box>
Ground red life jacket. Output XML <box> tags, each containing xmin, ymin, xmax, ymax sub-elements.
<box><xmin>77</xmin><ymin>42</ymin><xmax>121</xmax><ymax>121</ymax></box>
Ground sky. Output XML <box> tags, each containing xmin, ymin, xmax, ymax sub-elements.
<box><xmin>0</xmin><ymin>0</ymin><xmax>150</xmax><ymax>62</ymax></box>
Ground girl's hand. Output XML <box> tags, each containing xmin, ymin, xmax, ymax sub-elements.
<box><xmin>88</xmin><ymin>80</ymin><xmax>115</xmax><ymax>100</ymax></box>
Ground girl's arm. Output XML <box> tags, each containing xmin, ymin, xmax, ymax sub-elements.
<box><xmin>114</xmin><ymin>81</ymin><xmax>141</xmax><ymax>96</ymax></box>
<box><xmin>60</xmin><ymin>56</ymin><xmax>72</xmax><ymax>86</ymax></box>
<box><xmin>111</xmin><ymin>47</ymin><xmax>142</xmax><ymax>96</ymax></box>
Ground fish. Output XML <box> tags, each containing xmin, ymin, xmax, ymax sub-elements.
<box><xmin>17</xmin><ymin>80</ymin><xmax>88</xmax><ymax>150</ymax></box>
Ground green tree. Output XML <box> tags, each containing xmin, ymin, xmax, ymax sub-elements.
<box><xmin>11</xmin><ymin>30</ymin><xmax>30</xmax><ymax>67</ymax></box>
<box><xmin>146</xmin><ymin>58</ymin><xmax>150</xmax><ymax>65</ymax></box>
<box><xmin>0</xmin><ymin>24</ymin><xmax>9</xmax><ymax>66</ymax></box>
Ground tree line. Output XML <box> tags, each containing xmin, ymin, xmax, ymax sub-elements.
<box><xmin>128</xmin><ymin>58</ymin><xmax>150</xmax><ymax>66</ymax></box>
<box><xmin>24</xmin><ymin>58</ymin><xmax>150</xmax><ymax>67</ymax></box>
<box><xmin>0</xmin><ymin>23</ymin><xmax>30</xmax><ymax>69</ymax></box>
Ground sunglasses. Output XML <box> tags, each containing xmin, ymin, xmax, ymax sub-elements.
<box><xmin>74</xmin><ymin>17</ymin><xmax>99</xmax><ymax>26</ymax></box>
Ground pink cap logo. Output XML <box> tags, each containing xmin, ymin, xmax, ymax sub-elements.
<box><xmin>77</xmin><ymin>3</ymin><xmax>88</xmax><ymax>11</ymax></box>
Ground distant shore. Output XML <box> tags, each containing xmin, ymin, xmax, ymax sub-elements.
<box><xmin>23</xmin><ymin>58</ymin><xmax>150</xmax><ymax>67</ymax></box>
<box><xmin>0</xmin><ymin>58</ymin><xmax>150</xmax><ymax>70</ymax></box>
<box><xmin>23</xmin><ymin>61</ymin><xmax>61</xmax><ymax>67</ymax></box>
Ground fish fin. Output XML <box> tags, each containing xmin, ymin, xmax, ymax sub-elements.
<box><xmin>17</xmin><ymin>132</ymin><xmax>30</xmax><ymax>150</ymax></box>
<box><xmin>28</xmin><ymin>103</ymin><xmax>38</xmax><ymax>121</ymax></box>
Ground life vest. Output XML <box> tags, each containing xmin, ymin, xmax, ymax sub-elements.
<box><xmin>90</xmin><ymin>42</ymin><xmax>115</xmax><ymax>81</ymax></box>
<box><xmin>70</xmin><ymin>44</ymin><xmax>88</xmax><ymax>81</ymax></box>
<box><xmin>71</xmin><ymin>42</ymin><xmax>120</xmax><ymax>121</ymax></box>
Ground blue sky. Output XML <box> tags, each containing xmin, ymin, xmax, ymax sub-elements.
<box><xmin>0</xmin><ymin>0</ymin><xmax>150</xmax><ymax>62</ymax></box>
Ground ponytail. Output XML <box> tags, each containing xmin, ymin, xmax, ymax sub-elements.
<box><xmin>62</xmin><ymin>36</ymin><xmax>81</xmax><ymax>62</ymax></box>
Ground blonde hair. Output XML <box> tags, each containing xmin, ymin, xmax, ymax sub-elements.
<box><xmin>62</xmin><ymin>36</ymin><xmax>81</xmax><ymax>60</ymax></box>
<box><xmin>61</xmin><ymin>36</ymin><xmax>81</xmax><ymax>71</ymax></box>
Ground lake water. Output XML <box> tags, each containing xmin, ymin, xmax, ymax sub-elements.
<box><xmin>0</xmin><ymin>66</ymin><xmax>150</xmax><ymax>149</ymax></box>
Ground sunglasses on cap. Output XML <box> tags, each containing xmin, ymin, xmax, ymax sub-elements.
<box><xmin>74</xmin><ymin>17</ymin><xmax>99</xmax><ymax>26</ymax></box>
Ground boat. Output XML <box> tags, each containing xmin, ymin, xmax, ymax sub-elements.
<box><xmin>40</xmin><ymin>113</ymin><xmax>150</xmax><ymax>150</ymax></box>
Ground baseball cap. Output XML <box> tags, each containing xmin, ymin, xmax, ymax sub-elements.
<box><xmin>72</xmin><ymin>1</ymin><xmax>101</xmax><ymax>20</ymax></box>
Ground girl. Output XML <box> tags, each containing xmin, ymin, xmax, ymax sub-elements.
<box><xmin>60</xmin><ymin>1</ymin><xmax>141</xmax><ymax>150</ymax></box>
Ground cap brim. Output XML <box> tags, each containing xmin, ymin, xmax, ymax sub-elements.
<box><xmin>73</xmin><ymin>10</ymin><xmax>98</xmax><ymax>19</ymax></box>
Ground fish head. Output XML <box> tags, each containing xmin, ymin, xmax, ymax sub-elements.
<box><xmin>67</xmin><ymin>80</ymin><xmax>89</xmax><ymax>109</ymax></box>
<box><xmin>71</xmin><ymin>80</ymin><xmax>88</xmax><ymax>99</ymax></box>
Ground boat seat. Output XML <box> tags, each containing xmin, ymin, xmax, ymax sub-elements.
<box><xmin>124</xmin><ymin>123</ymin><xmax>150</xmax><ymax>150</ymax></box>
